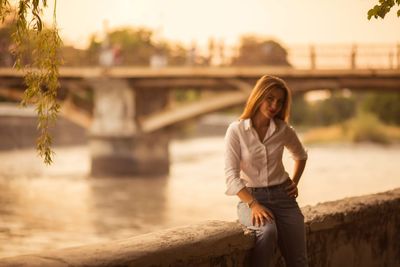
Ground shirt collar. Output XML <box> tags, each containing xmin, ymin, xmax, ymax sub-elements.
<box><xmin>243</xmin><ymin>118</ymin><xmax>277</xmax><ymax>133</ymax></box>
<box><xmin>244</xmin><ymin>118</ymin><xmax>252</xmax><ymax>131</ymax></box>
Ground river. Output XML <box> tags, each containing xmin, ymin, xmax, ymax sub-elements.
<box><xmin>0</xmin><ymin>137</ymin><xmax>399</xmax><ymax>258</ymax></box>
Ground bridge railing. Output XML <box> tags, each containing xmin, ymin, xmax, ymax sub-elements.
<box><xmin>1</xmin><ymin>41</ymin><xmax>399</xmax><ymax>70</ymax></box>
<box><xmin>285</xmin><ymin>43</ymin><xmax>400</xmax><ymax>70</ymax></box>
<box><xmin>205</xmin><ymin>43</ymin><xmax>400</xmax><ymax>70</ymax></box>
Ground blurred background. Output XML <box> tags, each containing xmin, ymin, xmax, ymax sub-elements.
<box><xmin>0</xmin><ymin>0</ymin><xmax>399</xmax><ymax>258</ymax></box>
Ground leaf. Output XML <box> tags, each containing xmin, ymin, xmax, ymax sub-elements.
<box><xmin>368</xmin><ymin>0</ymin><xmax>400</xmax><ymax>19</ymax></box>
<box><xmin>367</xmin><ymin>9</ymin><xmax>376</xmax><ymax>19</ymax></box>
<box><xmin>9</xmin><ymin>0</ymin><xmax>62</xmax><ymax>165</ymax></box>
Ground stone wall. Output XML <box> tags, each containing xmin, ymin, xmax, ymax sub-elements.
<box><xmin>0</xmin><ymin>221</ymin><xmax>255</xmax><ymax>267</ymax></box>
<box><xmin>303</xmin><ymin>188</ymin><xmax>400</xmax><ymax>267</ymax></box>
<box><xmin>0</xmin><ymin>188</ymin><xmax>399</xmax><ymax>267</ymax></box>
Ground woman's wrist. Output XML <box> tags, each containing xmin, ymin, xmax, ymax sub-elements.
<box><xmin>247</xmin><ymin>199</ymin><xmax>258</xmax><ymax>208</ymax></box>
<box><xmin>291</xmin><ymin>177</ymin><xmax>299</xmax><ymax>185</ymax></box>
<box><xmin>246</xmin><ymin>198</ymin><xmax>257</xmax><ymax>208</ymax></box>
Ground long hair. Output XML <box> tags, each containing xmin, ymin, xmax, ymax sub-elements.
<box><xmin>239</xmin><ymin>75</ymin><xmax>292</xmax><ymax>122</ymax></box>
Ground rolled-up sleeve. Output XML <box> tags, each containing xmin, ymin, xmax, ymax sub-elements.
<box><xmin>284</xmin><ymin>125</ymin><xmax>308</xmax><ymax>161</ymax></box>
<box><xmin>224</xmin><ymin>123</ymin><xmax>246</xmax><ymax>195</ymax></box>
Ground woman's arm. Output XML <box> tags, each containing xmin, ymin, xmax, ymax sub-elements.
<box><xmin>284</xmin><ymin>125</ymin><xmax>308</xmax><ymax>198</ymax></box>
<box><xmin>286</xmin><ymin>159</ymin><xmax>307</xmax><ymax>197</ymax></box>
<box><xmin>224</xmin><ymin>124</ymin><xmax>246</xmax><ymax>195</ymax></box>
<box><xmin>292</xmin><ymin>159</ymin><xmax>307</xmax><ymax>185</ymax></box>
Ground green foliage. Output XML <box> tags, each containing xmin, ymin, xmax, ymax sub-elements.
<box><xmin>0</xmin><ymin>0</ymin><xmax>61</xmax><ymax>165</ymax></box>
<box><xmin>294</xmin><ymin>91</ymin><xmax>400</xmax><ymax>144</ymax></box>
<box><xmin>231</xmin><ymin>36</ymin><xmax>290</xmax><ymax>66</ymax></box>
<box><xmin>368</xmin><ymin>0</ymin><xmax>400</xmax><ymax>19</ymax></box>
<box><xmin>315</xmin><ymin>94</ymin><xmax>356</xmax><ymax>125</ymax></box>
<box><xmin>83</xmin><ymin>27</ymin><xmax>188</xmax><ymax>66</ymax></box>
<box><xmin>360</xmin><ymin>92</ymin><xmax>400</xmax><ymax>125</ymax></box>
<box><xmin>108</xmin><ymin>27</ymin><xmax>154</xmax><ymax>65</ymax></box>
<box><xmin>292</xmin><ymin>91</ymin><xmax>400</xmax><ymax>128</ymax></box>
<box><xmin>291</xmin><ymin>92</ymin><xmax>357</xmax><ymax>126</ymax></box>
<box><xmin>0</xmin><ymin>8</ymin><xmax>15</xmax><ymax>66</ymax></box>
<box><xmin>302</xmin><ymin>110</ymin><xmax>398</xmax><ymax>145</ymax></box>
<box><xmin>345</xmin><ymin>110</ymin><xmax>391</xmax><ymax>144</ymax></box>
<box><xmin>84</xmin><ymin>34</ymin><xmax>102</xmax><ymax>65</ymax></box>
<box><xmin>290</xmin><ymin>95</ymin><xmax>309</xmax><ymax>125</ymax></box>
<box><xmin>0</xmin><ymin>0</ymin><xmax>11</xmax><ymax>21</ymax></box>
<box><xmin>22</xmin><ymin>28</ymin><xmax>62</xmax><ymax>164</ymax></box>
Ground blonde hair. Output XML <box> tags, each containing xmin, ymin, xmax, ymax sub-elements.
<box><xmin>239</xmin><ymin>75</ymin><xmax>292</xmax><ymax>122</ymax></box>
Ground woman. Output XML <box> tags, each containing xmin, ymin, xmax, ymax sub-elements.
<box><xmin>224</xmin><ymin>75</ymin><xmax>308</xmax><ymax>267</ymax></box>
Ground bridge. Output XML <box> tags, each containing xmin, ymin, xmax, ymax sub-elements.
<box><xmin>1</xmin><ymin>67</ymin><xmax>399</xmax><ymax>131</ymax></box>
<box><xmin>0</xmin><ymin>62</ymin><xmax>400</xmax><ymax>177</ymax></box>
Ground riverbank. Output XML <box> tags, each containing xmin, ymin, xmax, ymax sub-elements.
<box><xmin>296</xmin><ymin>111</ymin><xmax>400</xmax><ymax>145</ymax></box>
<box><xmin>302</xmin><ymin>121</ymin><xmax>400</xmax><ymax>145</ymax></box>
<box><xmin>183</xmin><ymin>112</ymin><xmax>400</xmax><ymax>146</ymax></box>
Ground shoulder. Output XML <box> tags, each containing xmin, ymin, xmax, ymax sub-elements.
<box><xmin>227</xmin><ymin>119</ymin><xmax>245</xmax><ymax>131</ymax></box>
<box><xmin>228</xmin><ymin>119</ymin><xmax>241</xmax><ymax>128</ymax></box>
<box><xmin>275</xmin><ymin>119</ymin><xmax>298</xmax><ymax>134</ymax></box>
<box><xmin>274</xmin><ymin>119</ymin><xmax>287</xmax><ymax>128</ymax></box>
<box><xmin>275</xmin><ymin>119</ymin><xmax>290</xmax><ymax>131</ymax></box>
<box><xmin>225</xmin><ymin>119</ymin><xmax>245</xmax><ymax>138</ymax></box>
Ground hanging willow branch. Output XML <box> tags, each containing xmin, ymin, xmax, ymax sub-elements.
<box><xmin>368</xmin><ymin>0</ymin><xmax>400</xmax><ymax>19</ymax></box>
<box><xmin>0</xmin><ymin>0</ymin><xmax>61</xmax><ymax>165</ymax></box>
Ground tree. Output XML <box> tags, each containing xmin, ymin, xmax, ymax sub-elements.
<box><xmin>368</xmin><ymin>0</ymin><xmax>400</xmax><ymax>19</ymax></box>
<box><xmin>360</xmin><ymin>93</ymin><xmax>400</xmax><ymax>125</ymax></box>
<box><xmin>231</xmin><ymin>36</ymin><xmax>290</xmax><ymax>66</ymax></box>
<box><xmin>85</xmin><ymin>27</ymin><xmax>189</xmax><ymax>67</ymax></box>
<box><xmin>0</xmin><ymin>9</ymin><xmax>15</xmax><ymax>66</ymax></box>
<box><xmin>0</xmin><ymin>0</ymin><xmax>61</xmax><ymax>164</ymax></box>
<box><xmin>107</xmin><ymin>27</ymin><xmax>156</xmax><ymax>65</ymax></box>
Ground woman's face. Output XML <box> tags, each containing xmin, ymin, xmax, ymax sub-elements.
<box><xmin>257</xmin><ymin>87</ymin><xmax>285</xmax><ymax>119</ymax></box>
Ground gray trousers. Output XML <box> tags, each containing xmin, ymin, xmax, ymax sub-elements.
<box><xmin>237</xmin><ymin>180</ymin><xmax>308</xmax><ymax>267</ymax></box>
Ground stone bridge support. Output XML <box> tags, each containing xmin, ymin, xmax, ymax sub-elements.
<box><xmin>89</xmin><ymin>78</ymin><xmax>170</xmax><ymax>177</ymax></box>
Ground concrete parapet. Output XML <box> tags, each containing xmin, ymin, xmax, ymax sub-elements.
<box><xmin>304</xmin><ymin>188</ymin><xmax>400</xmax><ymax>267</ymax></box>
<box><xmin>0</xmin><ymin>221</ymin><xmax>254</xmax><ymax>267</ymax></box>
<box><xmin>0</xmin><ymin>188</ymin><xmax>399</xmax><ymax>267</ymax></box>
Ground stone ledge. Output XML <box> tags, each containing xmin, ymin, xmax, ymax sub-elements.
<box><xmin>0</xmin><ymin>188</ymin><xmax>399</xmax><ymax>267</ymax></box>
<box><xmin>0</xmin><ymin>220</ymin><xmax>254</xmax><ymax>267</ymax></box>
<box><xmin>302</xmin><ymin>188</ymin><xmax>400</xmax><ymax>232</ymax></box>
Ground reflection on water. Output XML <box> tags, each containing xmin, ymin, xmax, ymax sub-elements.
<box><xmin>0</xmin><ymin>137</ymin><xmax>400</xmax><ymax>258</ymax></box>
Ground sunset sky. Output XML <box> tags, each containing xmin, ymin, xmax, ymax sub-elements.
<box><xmin>43</xmin><ymin>0</ymin><xmax>400</xmax><ymax>49</ymax></box>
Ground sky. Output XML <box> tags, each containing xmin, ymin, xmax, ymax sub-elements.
<box><xmin>43</xmin><ymin>0</ymin><xmax>400</xmax><ymax>49</ymax></box>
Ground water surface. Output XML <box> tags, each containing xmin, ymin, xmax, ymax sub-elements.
<box><xmin>0</xmin><ymin>137</ymin><xmax>399</xmax><ymax>257</ymax></box>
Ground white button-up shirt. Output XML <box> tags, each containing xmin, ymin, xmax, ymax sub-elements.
<box><xmin>224</xmin><ymin>118</ymin><xmax>308</xmax><ymax>195</ymax></box>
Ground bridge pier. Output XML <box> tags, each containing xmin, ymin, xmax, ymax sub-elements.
<box><xmin>89</xmin><ymin>79</ymin><xmax>170</xmax><ymax>177</ymax></box>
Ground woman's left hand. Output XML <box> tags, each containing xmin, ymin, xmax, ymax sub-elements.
<box><xmin>286</xmin><ymin>179</ymin><xmax>298</xmax><ymax>198</ymax></box>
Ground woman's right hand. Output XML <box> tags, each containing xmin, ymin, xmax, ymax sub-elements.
<box><xmin>251</xmin><ymin>202</ymin><xmax>275</xmax><ymax>226</ymax></box>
